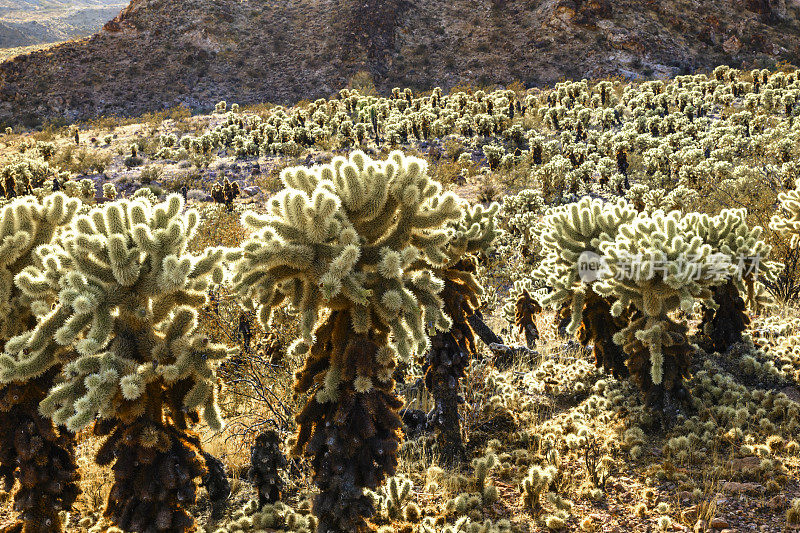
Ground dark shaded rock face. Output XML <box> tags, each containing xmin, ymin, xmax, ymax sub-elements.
<box><xmin>743</xmin><ymin>0</ymin><xmax>788</xmax><ymax>20</ymax></box>
<box><xmin>2</xmin><ymin>0</ymin><xmax>800</xmax><ymax>127</ymax></box>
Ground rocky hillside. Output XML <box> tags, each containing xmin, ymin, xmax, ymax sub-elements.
<box><xmin>1</xmin><ymin>0</ymin><xmax>800</xmax><ymax>128</ymax></box>
<box><xmin>0</xmin><ymin>0</ymin><xmax>124</xmax><ymax>48</ymax></box>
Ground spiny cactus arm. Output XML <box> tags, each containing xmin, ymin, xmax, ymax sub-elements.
<box><xmin>1</xmin><ymin>245</ymin><xmax>79</xmax><ymax>375</ymax></box>
<box><xmin>0</xmin><ymin>194</ymin><xmax>80</xmax><ymax>341</ymax></box>
<box><xmin>441</xmin><ymin>267</ymin><xmax>483</xmax><ymax>305</ymax></box>
<box><xmin>151</xmin><ymin>288</ymin><xmax>209</xmax><ymax>324</ymax></box>
<box><xmin>771</xmin><ymin>182</ymin><xmax>800</xmax><ymax>247</ymax></box>
<box><xmin>39</xmin><ymin>351</ymin><xmax>132</xmax><ymax>431</ymax></box>
<box><xmin>0</xmin><ymin>306</ymin><xmax>76</xmax><ymax>381</ymax></box>
<box><xmin>363</xmin><ymin>156</ymin><xmax>461</xmax><ymax>257</ymax></box>
<box><xmin>443</xmin><ymin>201</ymin><xmax>500</xmax><ymax>263</ymax></box>
<box><xmin>700</xmin><ymin>210</ymin><xmax>783</xmax><ymax>308</ymax></box>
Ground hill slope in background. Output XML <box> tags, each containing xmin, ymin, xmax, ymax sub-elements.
<box><xmin>0</xmin><ymin>0</ymin><xmax>125</xmax><ymax>48</ymax></box>
<box><xmin>1</xmin><ymin>0</ymin><xmax>800</xmax><ymax>127</ymax></box>
<box><xmin>0</xmin><ymin>0</ymin><xmax>115</xmax><ymax>11</ymax></box>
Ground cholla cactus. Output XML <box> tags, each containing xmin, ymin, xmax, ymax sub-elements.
<box><xmin>625</xmin><ymin>184</ymin><xmax>649</xmax><ymax>212</ymax></box>
<box><xmin>533</xmin><ymin>197</ymin><xmax>637</xmax><ymax>377</ymax></box>
<box><xmin>424</xmin><ymin>202</ymin><xmax>498</xmax><ymax>464</ymax></box>
<box><xmin>0</xmin><ymin>193</ymin><xmax>81</xmax><ymax>533</ymax></box>
<box><xmin>102</xmin><ymin>182</ymin><xmax>117</xmax><ymax>201</ymax></box>
<box><xmin>772</xmin><ymin>178</ymin><xmax>800</xmax><ymax>248</ymax></box>
<box><xmin>595</xmin><ymin>211</ymin><xmax>735</xmax><ymax>411</ymax></box>
<box><xmin>694</xmin><ymin>209</ymin><xmax>778</xmax><ymax>352</ymax></box>
<box><xmin>0</xmin><ymin>157</ymin><xmax>67</xmax><ymax>199</ymax></box>
<box><xmin>230</xmin><ymin>150</ymin><xmax>465</xmax><ymax>532</ymax></box>
<box><xmin>63</xmin><ymin>178</ymin><xmax>97</xmax><ymax>205</ymax></box>
<box><xmin>520</xmin><ymin>464</ymin><xmax>556</xmax><ymax>512</ymax></box>
<box><xmin>471</xmin><ymin>452</ymin><xmax>498</xmax><ymax>492</ymax></box>
<box><xmin>629</xmin><ymin>185</ymin><xmax>700</xmax><ymax>215</ymax></box>
<box><xmin>202</xmin><ymin>449</ymin><xmax>231</xmax><ymax>516</ymax></box>
<box><xmin>0</xmin><ymin>193</ymin><xmax>232</xmax><ymax>532</ymax></box>
<box><xmin>502</xmin><ymin>279</ymin><xmax>542</xmax><ymax>349</ymax></box>
<box><xmin>248</xmin><ymin>429</ymin><xmax>287</xmax><ymax>508</ymax></box>
<box><xmin>371</xmin><ymin>475</ymin><xmax>414</xmax><ymax>521</ymax></box>
<box><xmin>499</xmin><ymin>188</ymin><xmax>546</xmax><ymax>260</ymax></box>
<box><xmin>788</xmin><ymin>498</ymin><xmax>800</xmax><ymax>526</ymax></box>
<box><xmin>212</xmin><ymin>499</ymin><xmax>317</xmax><ymax>533</ymax></box>
<box><xmin>211</xmin><ymin>176</ymin><xmax>240</xmax><ymax>210</ymax></box>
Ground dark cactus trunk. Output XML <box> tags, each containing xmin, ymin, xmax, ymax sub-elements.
<box><xmin>95</xmin><ymin>416</ymin><xmax>206</xmax><ymax>532</ymax></box>
<box><xmin>700</xmin><ymin>278</ymin><xmax>749</xmax><ymax>353</ymax></box>
<box><xmin>557</xmin><ymin>304</ymin><xmax>572</xmax><ymax>337</ymax></box>
<box><xmin>620</xmin><ymin>315</ymin><xmax>691</xmax><ymax>421</ymax></box>
<box><xmin>93</xmin><ymin>375</ymin><xmax>209</xmax><ymax>533</ymax></box>
<box><xmin>202</xmin><ymin>450</ymin><xmax>230</xmax><ymax>517</ymax></box>
<box><xmin>423</xmin><ymin>258</ymin><xmax>482</xmax><ymax>465</ymax></box>
<box><xmin>578</xmin><ymin>292</ymin><xmax>629</xmax><ymax>379</ymax></box>
<box><xmin>514</xmin><ymin>289</ymin><xmax>541</xmax><ymax>349</ymax></box>
<box><xmin>293</xmin><ymin>311</ymin><xmax>403</xmax><ymax>533</ymax></box>
<box><xmin>467</xmin><ymin>310</ymin><xmax>504</xmax><ymax>347</ymax></box>
<box><xmin>0</xmin><ymin>369</ymin><xmax>80</xmax><ymax>533</ymax></box>
<box><xmin>249</xmin><ymin>429</ymin><xmax>286</xmax><ymax>508</ymax></box>
<box><xmin>424</xmin><ymin>331</ymin><xmax>469</xmax><ymax>465</ymax></box>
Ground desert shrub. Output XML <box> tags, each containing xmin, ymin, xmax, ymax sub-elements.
<box><xmin>348</xmin><ymin>71</ymin><xmax>377</xmax><ymax>96</ymax></box>
<box><xmin>139</xmin><ymin>165</ymin><xmax>163</xmax><ymax>184</ymax></box>
<box><xmin>54</xmin><ymin>145</ymin><xmax>110</xmax><ymax>175</ymax></box>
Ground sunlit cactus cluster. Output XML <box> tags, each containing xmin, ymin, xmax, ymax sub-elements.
<box><xmin>0</xmin><ymin>62</ymin><xmax>799</xmax><ymax>533</ymax></box>
<box><xmin>509</xmin><ymin>196</ymin><xmax>779</xmax><ymax>415</ymax></box>
<box><xmin>0</xmin><ymin>193</ymin><xmax>81</xmax><ymax>533</ymax></box>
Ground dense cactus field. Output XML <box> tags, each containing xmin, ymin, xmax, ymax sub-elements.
<box><xmin>1</xmin><ymin>66</ymin><xmax>800</xmax><ymax>532</ymax></box>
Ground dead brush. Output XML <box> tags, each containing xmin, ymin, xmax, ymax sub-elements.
<box><xmin>72</xmin><ymin>431</ymin><xmax>114</xmax><ymax>515</ymax></box>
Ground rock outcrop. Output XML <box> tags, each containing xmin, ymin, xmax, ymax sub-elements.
<box><xmin>1</xmin><ymin>0</ymin><xmax>799</xmax><ymax>127</ymax></box>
